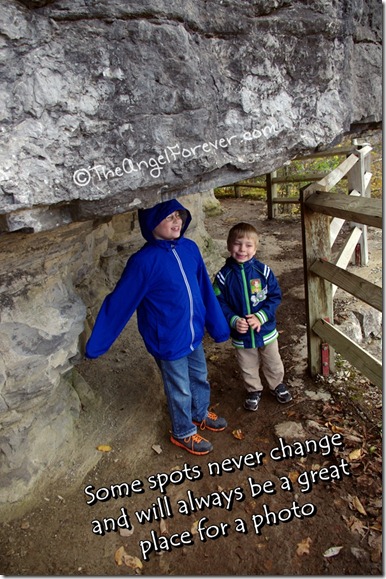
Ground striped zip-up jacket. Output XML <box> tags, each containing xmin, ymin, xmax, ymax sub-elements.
<box><xmin>213</xmin><ymin>256</ymin><xmax>282</xmax><ymax>349</ymax></box>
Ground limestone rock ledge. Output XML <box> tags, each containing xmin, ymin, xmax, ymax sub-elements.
<box><xmin>0</xmin><ymin>0</ymin><xmax>382</xmax><ymax>232</ymax></box>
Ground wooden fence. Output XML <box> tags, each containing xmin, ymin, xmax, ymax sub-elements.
<box><xmin>226</xmin><ymin>142</ymin><xmax>381</xmax><ymax>386</ymax></box>
<box><xmin>266</xmin><ymin>145</ymin><xmax>353</xmax><ymax>219</ymax></box>
<box><xmin>231</xmin><ymin>142</ymin><xmax>371</xmax><ymax>266</ymax></box>
<box><xmin>300</xmin><ymin>145</ymin><xmax>382</xmax><ymax>387</ymax></box>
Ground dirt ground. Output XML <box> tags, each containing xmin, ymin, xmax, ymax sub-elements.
<box><xmin>0</xmin><ymin>198</ymin><xmax>382</xmax><ymax>576</ymax></box>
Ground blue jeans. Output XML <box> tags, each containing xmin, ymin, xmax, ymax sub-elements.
<box><xmin>155</xmin><ymin>343</ymin><xmax>210</xmax><ymax>439</ymax></box>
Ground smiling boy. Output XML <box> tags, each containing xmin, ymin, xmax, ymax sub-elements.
<box><xmin>214</xmin><ymin>222</ymin><xmax>292</xmax><ymax>412</ymax></box>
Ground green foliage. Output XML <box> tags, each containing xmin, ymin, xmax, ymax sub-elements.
<box><xmin>215</xmin><ymin>177</ymin><xmax>266</xmax><ymax>200</ymax></box>
<box><xmin>214</xmin><ymin>134</ymin><xmax>382</xmax><ymax>213</ymax></box>
<box><xmin>370</xmin><ymin>140</ymin><xmax>382</xmax><ymax>199</ymax></box>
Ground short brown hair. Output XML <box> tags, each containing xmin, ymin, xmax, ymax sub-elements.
<box><xmin>227</xmin><ymin>222</ymin><xmax>259</xmax><ymax>249</ymax></box>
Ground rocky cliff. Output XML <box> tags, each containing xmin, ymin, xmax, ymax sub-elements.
<box><xmin>0</xmin><ymin>0</ymin><xmax>382</xmax><ymax>515</ymax></box>
<box><xmin>0</xmin><ymin>0</ymin><xmax>381</xmax><ymax>232</ymax></box>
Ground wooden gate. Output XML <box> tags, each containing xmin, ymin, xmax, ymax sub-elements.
<box><xmin>300</xmin><ymin>145</ymin><xmax>382</xmax><ymax>387</ymax></box>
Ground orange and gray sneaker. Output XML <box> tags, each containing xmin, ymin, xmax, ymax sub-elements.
<box><xmin>193</xmin><ymin>411</ymin><xmax>227</xmax><ymax>432</ymax></box>
<box><xmin>170</xmin><ymin>433</ymin><xmax>213</xmax><ymax>455</ymax></box>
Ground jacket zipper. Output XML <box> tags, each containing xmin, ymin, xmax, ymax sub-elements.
<box><xmin>240</xmin><ymin>264</ymin><xmax>256</xmax><ymax>348</ymax></box>
<box><xmin>172</xmin><ymin>248</ymin><xmax>195</xmax><ymax>350</ymax></box>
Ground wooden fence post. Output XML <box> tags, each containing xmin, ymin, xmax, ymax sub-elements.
<box><xmin>266</xmin><ymin>171</ymin><xmax>277</xmax><ymax>219</ymax></box>
<box><xmin>234</xmin><ymin>184</ymin><xmax>241</xmax><ymax>198</ymax></box>
<box><xmin>300</xmin><ymin>187</ymin><xmax>335</xmax><ymax>376</ymax></box>
<box><xmin>347</xmin><ymin>142</ymin><xmax>372</xmax><ymax>265</ymax></box>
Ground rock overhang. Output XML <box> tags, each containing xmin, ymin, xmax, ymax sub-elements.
<box><xmin>0</xmin><ymin>0</ymin><xmax>382</xmax><ymax>232</ymax></box>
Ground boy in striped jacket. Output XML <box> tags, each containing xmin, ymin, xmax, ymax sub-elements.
<box><xmin>213</xmin><ymin>222</ymin><xmax>292</xmax><ymax>412</ymax></box>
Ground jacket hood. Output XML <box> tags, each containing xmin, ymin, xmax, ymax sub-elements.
<box><xmin>138</xmin><ymin>199</ymin><xmax>192</xmax><ymax>242</ymax></box>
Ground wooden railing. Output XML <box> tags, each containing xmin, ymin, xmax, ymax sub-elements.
<box><xmin>266</xmin><ymin>146</ymin><xmax>353</xmax><ymax>219</ymax></box>
<box><xmin>300</xmin><ymin>145</ymin><xmax>382</xmax><ymax>388</ymax></box>
<box><xmin>230</xmin><ymin>142</ymin><xmax>372</xmax><ymax>269</ymax></box>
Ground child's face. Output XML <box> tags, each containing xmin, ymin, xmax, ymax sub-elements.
<box><xmin>229</xmin><ymin>235</ymin><xmax>257</xmax><ymax>263</ymax></box>
<box><xmin>153</xmin><ymin>211</ymin><xmax>183</xmax><ymax>241</ymax></box>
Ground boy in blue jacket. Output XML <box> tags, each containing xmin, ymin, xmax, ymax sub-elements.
<box><xmin>214</xmin><ymin>222</ymin><xmax>292</xmax><ymax>412</ymax></box>
<box><xmin>85</xmin><ymin>199</ymin><xmax>230</xmax><ymax>455</ymax></box>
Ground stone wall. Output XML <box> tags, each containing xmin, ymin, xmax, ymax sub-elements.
<box><xmin>0</xmin><ymin>190</ymin><xmax>220</xmax><ymax>517</ymax></box>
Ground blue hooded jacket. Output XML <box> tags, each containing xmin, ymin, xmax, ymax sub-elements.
<box><xmin>85</xmin><ymin>199</ymin><xmax>230</xmax><ymax>361</ymax></box>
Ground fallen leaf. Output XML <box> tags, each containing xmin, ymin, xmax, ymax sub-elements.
<box><xmin>348</xmin><ymin>448</ymin><xmax>362</xmax><ymax>461</ymax></box>
<box><xmin>352</xmin><ymin>496</ymin><xmax>367</xmax><ymax>516</ymax></box>
<box><xmin>369</xmin><ymin>498</ymin><xmax>382</xmax><ymax>509</ymax></box>
<box><xmin>342</xmin><ymin>515</ymin><xmax>367</xmax><ymax>536</ymax></box>
<box><xmin>232</xmin><ymin>429</ymin><xmax>245</xmax><ymax>440</ymax></box>
<box><xmin>115</xmin><ymin>546</ymin><xmax>126</xmax><ymax>566</ymax></box>
<box><xmin>191</xmin><ymin>520</ymin><xmax>199</xmax><ymax>535</ymax></box>
<box><xmin>151</xmin><ymin>444</ymin><xmax>162</xmax><ymax>455</ymax></box>
<box><xmin>323</xmin><ymin>545</ymin><xmax>343</xmax><ymax>558</ymax></box>
<box><xmin>368</xmin><ymin>532</ymin><xmax>382</xmax><ymax>562</ymax></box>
<box><xmin>160</xmin><ymin>519</ymin><xmax>168</xmax><ymax>535</ymax></box>
<box><xmin>115</xmin><ymin>546</ymin><xmax>143</xmax><ymax>570</ymax></box>
<box><xmin>330</xmin><ymin>424</ymin><xmax>345</xmax><ymax>434</ymax></box>
<box><xmin>288</xmin><ymin>470</ymin><xmax>299</xmax><ymax>484</ymax></box>
<box><xmin>123</xmin><ymin>555</ymin><xmax>143</xmax><ymax>570</ymax></box>
<box><xmin>96</xmin><ymin>444</ymin><xmax>112</xmax><ymax>452</ymax></box>
<box><xmin>311</xmin><ymin>463</ymin><xmax>321</xmax><ymax>470</ymax></box>
<box><xmin>296</xmin><ymin>537</ymin><xmax>312</xmax><ymax>556</ymax></box>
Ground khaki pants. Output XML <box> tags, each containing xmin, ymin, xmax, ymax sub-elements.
<box><xmin>235</xmin><ymin>340</ymin><xmax>284</xmax><ymax>393</ymax></box>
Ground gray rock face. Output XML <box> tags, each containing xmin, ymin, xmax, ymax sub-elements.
<box><xmin>0</xmin><ymin>191</ymin><xmax>219</xmax><ymax>515</ymax></box>
<box><xmin>0</xmin><ymin>0</ymin><xmax>381</xmax><ymax>515</ymax></box>
<box><xmin>0</xmin><ymin>0</ymin><xmax>382</xmax><ymax>232</ymax></box>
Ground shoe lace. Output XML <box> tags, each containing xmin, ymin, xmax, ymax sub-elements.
<box><xmin>196</xmin><ymin>411</ymin><xmax>219</xmax><ymax>430</ymax></box>
<box><xmin>207</xmin><ymin>411</ymin><xmax>218</xmax><ymax>421</ymax></box>
<box><xmin>190</xmin><ymin>433</ymin><xmax>204</xmax><ymax>443</ymax></box>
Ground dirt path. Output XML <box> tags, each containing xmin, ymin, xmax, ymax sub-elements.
<box><xmin>0</xmin><ymin>199</ymin><xmax>382</xmax><ymax>576</ymax></box>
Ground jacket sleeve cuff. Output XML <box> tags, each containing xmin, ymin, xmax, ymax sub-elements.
<box><xmin>230</xmin><ymin>315</ymin><xmax>240</xmax><ymax>328</ymax></box>
<box><xmin>255</xmin><ymin>310</ymin><xmax>268</xmax><ymax>324</ymax></box>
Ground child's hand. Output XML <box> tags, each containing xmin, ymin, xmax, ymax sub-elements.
<box><xmin>235</xmin><ymin>317</ymin><xmax>249</xmax><ymax>333</ymax></box>
<box><xmin>246</xmin><ymin>314</ymin><xmax>261</xmax><ymax>332</ymax></box>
